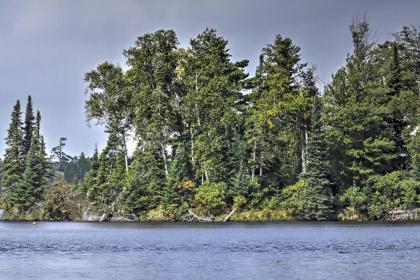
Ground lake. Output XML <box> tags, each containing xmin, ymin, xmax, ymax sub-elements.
<box><xmin>0</xmin><ymin>222</ymin><xmax>419</xmax><ymax>280</ymax></box>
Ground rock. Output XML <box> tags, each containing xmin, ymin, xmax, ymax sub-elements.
<box><xmin>81</xmin><ymin>210</ymin><xmax>102</xmax><ymax>222</ymax></box>
<box><xmin>109</xmin><ymin>214</ymin><xmax>136</xmax><ymax>222</ymax></box>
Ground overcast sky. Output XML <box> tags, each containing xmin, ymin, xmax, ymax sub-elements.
<box><xmin>0</xmin><ymin>0</ymin><xmax>419</xmax><ymax>157</ymax></box>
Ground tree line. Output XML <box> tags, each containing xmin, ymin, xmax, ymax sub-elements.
<box><xmin>0</xmin><ymin>19</ymin><xmax>419</xmax><ymax>221</ymax></box>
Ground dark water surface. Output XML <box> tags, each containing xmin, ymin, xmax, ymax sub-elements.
<box><xmin>0</xmin><ymin>222</ymin><xmax>419</xmax><ymax>280</ymax></box>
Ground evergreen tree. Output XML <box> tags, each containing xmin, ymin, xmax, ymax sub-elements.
<box><xmin>248</xmin><ymin>34</ymin><xmax>313</xmax><ymax>190</ymax></box>
<box><xmin>125</xmin><ymin>29</ymin><xmax>180</xmax><ymax>179</ymax></box>
<box><xmin>324</xmin><ymin>19</ymin><xmax>396</xmax><ymax>188</ymax></box>
<box><xmin>80</xmin><ymin>147</ymin><xmax>99</xmax><ymax>199</ymax></box>
<box><xmin>163</xmin><ymin>142</ymin><xmax>194</xmax><ymax>207</ymax></box>
<box><xmin>124</xmin><ymin>143</ymin><xmax>165</xmax><ymax>215</ymax></box>
<box><xmin>183</xmin><ymin>28</ymin><xmax>248</xmax><ymax>184</ymax></box>
<box><xmin>388</xmin><ymin>27</ymin><xmax>420</xmax><ymax>172</ymax></box>
<box><xmin>35</xmin><ymin>111</ymin><xmax>51</xmax><ymax>181</ymax></box>
<box><xmin>85</xmin><ymin>62</ymin><xmax>132</xmax><ymax>173</ymax></box>
<box><xmin>2</xmin><ymin>101</ymin><xmax>24</xmax><ymax>201</ymax></box>
<box><xmin>63</xmin><ymin>153</ymin><xmax>91</xmax><ymax>183</ymax></box>
<box><xmin>123</xmin><ymin>29</ymin><xmax>182</xmax><ymax>209</ymax></box>
<box><xmin>9</xmin><ymin>110</ymin><xmax>50</xmax><ymax>212</ymax></box>
<box><xmin>23</xmin><ymin>95</ymin><xmax>35</xmax><ymax>155</ymax></box>
<box><xmin>299</xmin><ymin>101</ymin><xmax>334</xmax><ymax>220</ymax></box>
<box><xmin>85</xmin><ymin>124</ymin><xmax>127</xmax><ymax>212</ymax></box>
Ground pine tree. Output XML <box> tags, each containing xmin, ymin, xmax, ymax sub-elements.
<box><xmin>9</xmin><ymin>110</ymin><xmax>50</xmax><ymax>212</ymax></box>
<box><xmin>86</xmin><ymin>125</ymin><xmax>127</xmax><ymax>212</ymax></box>
<box><xmin>324</xmin><ymin>19</ymin><xmax>396</xmax><ymax>188</ymax></box>
<box><xmin>299</xmin><ymin>101</ymin><xmax>334</xmax><ymax>220</ymax></box>
<box><xmin>248</xmin><ymin>34</ymin><xmax>313</xmax><ymax>189</ymax></box>
<box><xmin>34</xmin><ymin>111</ymin><xmax>50</xmax><ymax>179</ymax></box>
<box><xmin>22</xmin><ymin>95</ymin><xmax>35</xmax><ymax>155</ymax></box>
<box><xmin>2</xmin><ymin>101</ymin><xmax>24</xmax><ymax>202</ymax></box>
<box><xmin>163</xmin><ymin>142</ymin><xmax>194</xmax><ymax>206</ymax></box>
<box><xmin>125</xmin><ymin>29</ymin><xmax>180</xmax><ymax>179</ymax></box>
<box><xmin>80</xmin><ymin>147</ymin><xmax>99</xmax><ymax>199</ymax></box>
<box><xmin>124</xmin><ymin>142</ymin><xmax>165</xmax><ymax>215</ymax></box>
<box><xmin>183</xmin><ymin>28</ymin><xmax>248</xmax><ymax>184</ymax></box>
<box><xmin>389</xmin><ymin>26</ymin><xmax>420</xmax><ymax>188</ymax></box>
<box><xmin>10</xmin><ymin>139</ymin><xmax>39</xmax><ymax>212</ymax></box>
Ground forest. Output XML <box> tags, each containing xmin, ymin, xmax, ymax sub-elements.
<box><xmin>0</xmin><ymin>19</ymin><xmax>419</xmax><ymax>221</ymax></box>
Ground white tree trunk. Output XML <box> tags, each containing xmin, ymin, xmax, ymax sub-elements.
<box><xmin>251</xmin><ymin>133</ymin><xmax>257</xmax><ymax>180</ymax></box>
<box><xmin>301</xmin><ymin>124</ymin><xmax>308</xmax><ymax>173</ymax></box>
<box><xmin>122</xmin><ymin>131</ymin><xmax>129</xmax><ymax>173</ymax></box>
<box><xmin>161</xmin><ymin>144</ymin><xmax>168</xmax><ymax>176</ymax></box>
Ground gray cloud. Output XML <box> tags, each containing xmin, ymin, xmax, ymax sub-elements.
<box><xmin>1</xmin><ymin>0</ymin><xmax>419</xmax><ymax>156</ymax></box>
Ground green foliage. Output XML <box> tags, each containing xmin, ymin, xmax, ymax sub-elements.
<box><xmin>341</xmin><ymin>171</ymin><xmax>419</xmax><ymax>220</ymax></box>
<box><xmin>299</xmin><ymin>102</ymin><xmax>335</xmax><ymax>220</ymax></box>
<box><xmin>248</xmin><ymin>34</ymin><xmax>316</xmax><ymax>190</ymax></box>
<box><xmin>2</xmin><ymin>98</ymin><xmax>51</xmax><ymax>215</ymax></box>
<box><xmin>63</xmin><ymin>153</ymin><xmax>91</xmax><ymax>183</ymax></box>
<box><xmin>1</xmin><ymin>101</ymin><xmax>24</xmax><ymax>197</ymax></box>
<box><xmin>162</xmin><ymin>143</ymin><xmax>194</xmax><ymax>207</ymax></box>
<box><xmin>2</xmin><ymin>23</ymin><xmax>418</xmax><ymax>222</ymax></box>
<box><xmin>275</xmin><ymin>179</ymin><xmax>306</xmax><ymax>214</ymax></box>
<box><xmin>43</xmin><ymin>181</ymin><xmax>81</xmax><ymax>221</ymax></box>
<box><xmin>8</xmin><ymin>111</ymin><xmax>50</xmax><ymax>213</ymax></box>
<box><xmin>122</xmin><ymin>143</ymin><xmax>165</xmax><ymax>215</ymax></box>
<box><xmin>183</xmin><ymin>28</ymin><xmax>248</xmax><ymax>183</ymax></box>
<box><xmin>77</xmin><ymin>24</ymin><xmax>418</xmax><ymax>221</ymax></box>
<box><xmin>194</xmin><ymin>182</ymin><xmax>227</xmax><ymax>215</ymax></box>
<box><xmin>22</xmin><ymin>95</ymin><xmax>35</xmax><ymax>155</ymax></box>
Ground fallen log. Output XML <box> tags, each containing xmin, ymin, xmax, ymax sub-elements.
<box><xmin>188</xmin><ymin>209</ymin><xmax>213</xmax><ymax>222</ymax></box>
<box><xmin>99</xmin><ymin>213</ymin><xmax>108</xmax><ymax>222</ymax></box>
<box><xmin>382</xmin><ymin>208</ymin><xmax>417</xmax><ymax>221</ymax></box>
<box><xmin>223</xmin><ymin>208</ymin><xmax>237</xmax><ymax>222</ymax></box>
<box><xmin>180</xmin><ymin>209</ymin><xmax>214</xmax><ymax>222</ymax></box>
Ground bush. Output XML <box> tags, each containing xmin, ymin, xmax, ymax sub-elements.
<box><xmin>341</xmin><ymin>171</ymin><xmax>419</xmax><ymax>220</ymax></box>
<box><xmin>233</xmin><ymin>195</ymin><xmax>246</xmax><ymax>209</ymax></box>
<box><xmin>43</xmin><ymin>181</ymin><xmax>81</xmax><ymax>221</ymax></box>
<box><xmin>276</xmin><ymin>180</ymin><xmax>306</xmax><ymax>214</ymax></box>
<box><xmin>194</xmin><ymin>182</ymin><xmax>226</xmax><ymax>215</ymax></box>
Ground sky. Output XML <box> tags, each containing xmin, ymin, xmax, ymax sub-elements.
<box><xmin>0</xmin><ymin>0</ymin><xmax>419</xmax><ymax>157</ymax></box>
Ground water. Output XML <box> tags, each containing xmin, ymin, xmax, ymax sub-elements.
<box><xmin>0</xmin><ymin>222</ymin><xmax>419</xmax><ymax>280</ymax></box>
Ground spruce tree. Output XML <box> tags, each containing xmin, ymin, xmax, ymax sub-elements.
<box><xmin>183</xmin><ymin>28</ymin><xmax>248</xmax><ymax>184</ymax></box>
<box><xmin>23</xmin><ymin>95</ymin><xmax>35</xmax><ymax>155</ymax></box>
<box><xmin>299</xmin><ymin>101</ymin><xmax>334</xmax><ymax>220</ymax></box>
<box><xmin>35</xmin><ymin>111</ymin><xmax>51</xmax><ymax>185</ymax></box>
<box><xmin>2</xmin><ymin>101</ymin><xmax>24</xmax><ymax>201</ymax></box>
<box><xmin>324</xmin><ymin>19</ymin><xmax>396</xmax><ymax>188</ymax></box>
<box><xmin>9</xmin><ymin>110</ymin><xmax>49</xmax><ymax>212</ymax></box>
<box><xmin>163</xmin><ymin>142</ymin><xmax>194</xmax><ymax>207</ymax></box>
<box><xmin>10</xmin><ymin>138</ymin><xmax>38</xmax><ymax>212</ymax></box>
<box><xmin>123</xmin><ymin>142</ymin><xmax>165</xmax><ymax>215</ymax></box>
<box><xmin>86</xmin><ymin>126</ymin><xmax>127</xmax><ymax>212</ymax></box>
<box><xmin>248</xmin><ymin>34</ymin><xmax>313</xmax><ymax>189</ymax></box>
<box><xmin>80</xmin><ymin>147</ymin><xmax>99</xmax><ymax>199</ymax></box>
<box><xmin>125</xmin><ymin>29</ymin><xmax>179</xmax><ymax>180</ymax></box>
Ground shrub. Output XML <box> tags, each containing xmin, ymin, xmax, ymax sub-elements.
<box><xmin>276</xmin><ymin>179</ymin><xmax>306</xmax><ymax>214</ymax></box>
<box><xmin>341</xmin><ymin>171</ymin><xmax>419</xmax><ymax>220</ymax></box>
<box><xmin>194</xmin><ymin>182</ymin><xmax>226</xmax><ymax>215</ymax></box>
<box><xmin>43</xmin><ymin>181</ymin><xmax>81</xmax><ymax>220</ymax></box>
